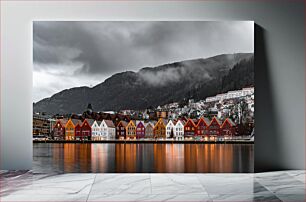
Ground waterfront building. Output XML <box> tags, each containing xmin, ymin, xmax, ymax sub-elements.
<box><xmin>100</xmin><ymin>120</ymin><xmax>116</xmax><ymax>140</ymax></box>
<box><xmin>144</xmin><ymin>121</ymin><xmax>155</xmax><ymax>139</ymax></box>
<box><xmin>80</xmin><ymin>119</ymin><xmax>93</xmax><ymax>140</ymax></box>
<box><xmin>196</xmin><ymin>117</ymin><xmax>210</xmax><ymax>138</ymax></box>
<box><xmin>53</xmin><ymin>119</ymin><xmax>67</xmax><ymax>140</ymax></box>
<box><xmin>91</xmin><ymin>120</ymin><xmax>102</xmax><ymax>141</ymax></box>
<box><xmin>65</xmin><ymin>119</ymin><xmax>76</xmax><ymax>140</ymax></box>
<box><xmin>33</xmin><ymin>114</ymin><xmax>52</xmax><ymax>137</ymax></box>
<box><xmin>74</xmin><ymin>120</ymin><xmax>82</xmax><ymax>140</ymax></box>
<box><xmin>166</xmin><ymin>120</ymin><xmax>175</xmax><ymax>139</ymax></box>
<box><xmin>153</xmin><ymin>118</ymin><xmax>167</xmax><ymax>139</ymax></box>
<box><xmin>207</xmin><ymin>116</ymin><xmax>221</xmax><ymax>139</ymax></box>
<box><xmin>221</xmin><ymin>118</ymin><xmax>236</xmax><ymax>137</ymax></box>
<box><xmin>126</xmin><ymin>120</ymin><xmax>136</xmax><ymax>140</ymax></box>
<box><xmin>184</xmin><ymin>119</ymin><xmax>196</xmax><ymax>139</ymax></box>
<box><xmin>136</xmin><ymin>121</ymin><xmax>145</xmax><ymax>139</ymax></box>
<box><xmin>116</xmin><ymin>121</ymin><xmax>128</xmax><ymax>140</ymax></box>
<box><xmin>174</xmin><ymin>120</ymin><xmax>184</xmax><ymax>140</ymax></box>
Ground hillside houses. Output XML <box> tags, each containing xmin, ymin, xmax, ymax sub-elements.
<box><xmin>33</xmin><ymin>86</ymin><xmax>254</xmax><ymax>141</ymax></box>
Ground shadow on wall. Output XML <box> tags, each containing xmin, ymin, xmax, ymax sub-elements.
<box><xmin>254</xmin><ymin>24</ymin><xmax>283</xmax><ymax>172</ymax></box>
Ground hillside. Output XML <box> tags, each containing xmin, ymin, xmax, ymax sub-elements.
<box><xmin>34</xmin><ymin>53</ymin><xmax>254</xmax><ymax>114</ymax></box>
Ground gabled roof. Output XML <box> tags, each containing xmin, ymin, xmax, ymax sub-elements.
<box><xmin>127</xmin><ymin>120</ymin><xmax>136</xmax><ymax>127</ymax></box>
<box><xmin>166</xmin><ymin>120</ymin><xmax>176</xmax><ymax>127</ymax></box>
<box><xmin>86</xmin><ymin>119</ymin><xmax>95</xmax><ymax>126</ymax></box>
<box><xmin>71</xmin><ymin>119</ymin><xmax>82</xmax><ymax>126</ymax></box>
<box><xmin>91</xmin><ymin>120</ymin><xmax>100</xmax><ymax>128</ymax></box>
<box><xmin>208</xmin><ymin>116</ymin><xmax>221</xmax><ymax>126</ymax></box>
<box><xmin>104</xmin><ymin>120</ymin><xmax>115</xmax><ymax>128</ymax></box>
<box><xmin>154</xmin><ymin>118</ymin><xmax>167</xmax><ymax>128</ymax></box>
<box><xmin>196</xmin><ymin>117</ymin><xmax>210</xmax><ymax>127</ymax></box>
<box><xmin>136</xmin><ymin>120</ymin><xmax>145</xmax><ymax>127</ymax></box>
<box><xmin>59</xmin><ymin>119</ymin><xmax>68</xmax><ymax>126</ymax></box>
<box><xmin>117</xmin><ymin>120</ymin><xmax>128</xmax><ymax>127</ymax></box>
<box><xmin>144</xmin><ymin>122</ymin><xmax>154</xmax><ymax>128</ymax></box>
<box><xmin>221</xmin><ymin>118</ymin><xmax>236</xmax><ymax>128</ymax></box>
<box><xmin>185</xmin><ymin>118</ymin><xmax>196</xmax><ymax>127</ymax></box>
<box><xmin>96</xmin><ymin>120</ymin><xmax>102</xmax><ymax>126</ymax></box>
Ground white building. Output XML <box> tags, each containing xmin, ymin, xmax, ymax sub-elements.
<box><xmin>91</xmin><ymin>120</ymin><xmax>102</xmax><ymax>140</ymax></box>
<box><xmin>100</xmin><ymin>120</ymin><xmax>116</xmax><ymax>140</ymax></box>
<box><xmin>166</xmin><ymin>120</ymin><xmax>175</xmax><ymax>138</ymax></box>
<box><xmin>242</xmin><ymin>87</ymin><xmax>254</xmax><ymax>96</ymax></box>
<box><xmin>205</xmin><ymin>96</ymin><xmax>218</xmax><ymax>103</ymax></box>
<box><xmin>174</xmin><ymin>120</ymin><xmax>184</xmax><ymax>140</ymax></box>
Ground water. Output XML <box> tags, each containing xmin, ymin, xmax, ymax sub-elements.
<box><xmin>33</xmin><ymin>143</ymin><xmax>253</xmax><ymax>173</ymax></box>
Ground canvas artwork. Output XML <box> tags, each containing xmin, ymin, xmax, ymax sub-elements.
<box><xmin>33</xmin><ymin>21</ymin><xmax>254</xmax><ymax>173</ymax></box>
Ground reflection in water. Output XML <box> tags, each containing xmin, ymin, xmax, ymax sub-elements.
<box><xmin>33</xmin><ymin>143</ymin><xmax>253</xmax><ymax>173</ymax></box>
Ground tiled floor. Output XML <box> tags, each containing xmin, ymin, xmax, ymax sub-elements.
<box><xmin>0</xmin><ymin>170</ymin><xmax>305</xmax><ymax>201</ymax></box>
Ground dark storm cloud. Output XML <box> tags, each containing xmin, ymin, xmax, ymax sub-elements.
<box><xmin>33</xmin><ymin>21</ymin><xmax>253</xmax><ymax>102</ymax></box>
<box><xmin>33</xmin><ymin>21</ymin><xmax>254</xmax><ymax>75</ymax></box>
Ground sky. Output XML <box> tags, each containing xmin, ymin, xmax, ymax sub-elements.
<box><xmin>33</xmin><ymin>21</ymin><xmax>254</xmax><ymax>102</ymax></box>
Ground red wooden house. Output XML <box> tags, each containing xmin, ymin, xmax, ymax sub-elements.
<box><xmin>196</xmin><ymin>117</ymin><xmax>210</xmax><ymax>138</ymax></box>
<box><xmin>74</xmin><ymin>120</ymin><xmax>82</xmax><ymax>140</ymax></box>
<box><xmin>136</xmin><ymin>121</ymin><xmax>145</xmax><ymax>139</ymax></box>
<box><xmin>221</xmin><ymin>118</ymin><xmax>236</xmax><ymax>137</ymax></box>
<box><xmin>53</xmin><ymin>119</ymin><xmax>67</xmax><ymax>140</ymax></box>
<box><xmin>184</xmin><ymin>119</ymin><xmax>196</xmax><ymax>139</ymax></box>
<box><xmin>116</xmin><ymin>121</ymin><xmax>128</xmax><ymax>140</ymax></box>
<box><xmin>80</xmin><ymin>119</ymin><xmax>93</xmax><ymax>140</ymax></box>
<box><xmin>207</xmin><ymin>116</ymin><xmax>221</xmax><ymax>137</ymax></box>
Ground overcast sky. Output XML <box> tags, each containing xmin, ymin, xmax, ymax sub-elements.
<box><xmin>33</xmin><ymin>21</ymin><xmax>254</xmax><ymax>102</ymax></box>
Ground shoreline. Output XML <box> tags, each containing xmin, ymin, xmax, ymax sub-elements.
<box><xmin>33</xmin><ymin>140</ymin><xmax>254</xmax><ymax>144</ymax></box>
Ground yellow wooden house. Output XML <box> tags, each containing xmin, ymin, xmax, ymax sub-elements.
<box><xmin>126</xmin><ymin>120</ymin><xmax>136</xmax><ymax>140</ymax></box>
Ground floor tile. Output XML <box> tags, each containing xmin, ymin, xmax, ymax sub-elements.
<box><xmin>3</xmin><ymin>173</ymin><xmax>96</xmax><ymax>195</ymax></box>
<box><xmin>275</xmin><ymin>194</ymin><xmax>306</xmax><ymax>202</ymax></box>
<box><xmin>286</xmin><ymin>170</ymin><xmax>306</xmax><ymax>183</ymax></box>
<box><xmin>210</xmin><ymin>194</ymin><xmax>281</xmax><ymax>202</ymax></box>
<box><xmin>150</xmin><ymin>174</ymin><xmax>208</xmax><ymax>195</ymax></box>
<box><xmin>90</xmin><ymin>174</ymin><xmax>151</xmax><ymax>195</ymax></box>
<box><xmin>88</xmin><ymin>194</ymin><xmax>211</xmax><ymax>202</ymax></box>
<box><xmin>198</xmin><ymin>174</ymin><xmax>255</xmax><ymax>195</ymax></box>
<box><xmin>0</xmin><ymin>194</ymin><xmax>88</xmax><ymax>202</ymax></box>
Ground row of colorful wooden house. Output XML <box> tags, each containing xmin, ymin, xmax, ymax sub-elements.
<box><xmin>52</xmin><ymin>116</ymin><xmax>236</xmax><ymax>141</ymax></box>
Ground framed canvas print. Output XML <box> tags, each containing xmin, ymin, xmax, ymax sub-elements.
<box><xmin>32</xmin><ymin>21</ymin><xmax>254</xmax><ymax>173</ymax></box>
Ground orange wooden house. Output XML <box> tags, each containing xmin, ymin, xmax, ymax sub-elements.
<box><xmin>126</xmin><ymin>120</ymin><xmax>136</xmax><ymax>140</ymax></box>
<box><xmin>153</xmin><ymin>118</ymin><xmax>167</xmax><ymax>139</ymax></box>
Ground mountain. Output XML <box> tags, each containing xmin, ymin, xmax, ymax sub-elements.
<box><xmin>34</xmin><ymin>53</ymin><xmax>254</xmax><ymax>115</ymax></box>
